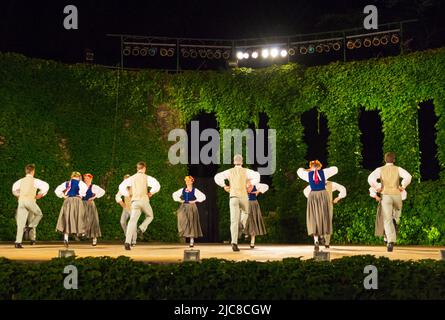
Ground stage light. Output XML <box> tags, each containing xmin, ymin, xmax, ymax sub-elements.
<box><xmin>243</xmin><ymin>52</ymin><xmax>249</xmax><ymax>59</ymax></box>
<box><xmin>206</xmin><ymin>49</ymin><xmax>214</xmax><ymax>59</ymax></box>
<box><xmin>167</xmin><ymin>48</ymin><xmax>175</xmax><ymax>57</ymax></box>
<box><xmin>373</xmin><ymin>37</ymin><xmax>380</xmax><ymax>46</ymax></box>
<box><xmin>148</xmin><ymin>47</ymin><xmax>157</xmax><ymax>56</ymax></box>
<box><xmin>270</xmin><ymin>48</ymin><xmax>279</xmax><ymax>58</ymax></box>
<box><xmin>299</xmin><ymin>46</ymin><xmax>307</xmax><ymax>54</ymax></box>
<box><xmin>222</xmin><ymin>50</ymin><xmax>231</xmax><ymax>59</ymax></box>
<box><xmin>280</xmin><ymin>49</ymin><xmax>287</xmax><ymax>57</ymax></box>
<box><xmin>132</xmin><ymin>46</ymin><xmax>140</xmax><ymax>56</ymax></box>
<box><xmin>346</xmin><ymin>40</ymin><xmax>355</xmax><ymax>50</ymax></box>
<box><xmin>123</xmin><ymin>46</ymin><xmax>131</xmax><ymax>56</ymax></box>
<box><xmin>315</xmin><ymin>44</ymin><xmax>323</xmax><ymax>53</ymax></box>
<box><xmin>391</xmin><ymin>34</ymin><xmax>400</xmax><ymax>44</ymax></box>
<box><xmin>308</xmin><ymin>45</ymin><xmax>315</xmax><ymax>54</ymax></box>
<box><xmin>261</xmin><ymin>49</ymin><xmax>269</xmax><ymax>58</ymax></box>
<box><xmin>380</xmin><ymin>35</ymin><xmax>389</xmax><ymax>45</ymax></box>
<box><xmin>236</xmin><ymin>51</ymin><xmax>244</xmax><ymax>60</ymax></box>
<box><xmin>160</xmin><ymin>48</ymin><xmax>168</xmax><ymax>57</ymax></box>
<box><xmin>251</xmin><ymin>51</ymin><xmax>259</xmax><ymax>59</ymax></box>
<box><xmin>354</xmin><ymin>39</ymin><xmax>362</xmax><ymax>49</ymax></box>
<box><xmin>288</xmin><ymin>48</ymin><xmax>296</xmax><ymax>56</ymax></box>
<box><xmin>214</xmin><ymin>50</ymin><xmax>222</xmax><ymax>59</ymax></box>
<box><xmin>181</xmin><ymin>48</ymin><xmax>190</xmax><ymax>58</ymax></box>
<box><xmin>332</xmin><ymin>42</ymin><xmax>341</xmax><ymax>51</ymax></box>
<box><xmin>323</xmin><ymin>44</ymin><xmax>330</xmax><ymax>52</ymax></box>
<box><xmin>190</xmin><ymin>49</ymin><xmax>198</xmax><ymax>58</ymax></box>
<box><xmin>363</xmin><ymin>38</ymin><xmax>372</xmax><ymax>47</ymax></box>
<box><xmin>199</xmin><ymin>49</ymin><xmax>207</xmax><ymax>58</ymax></box>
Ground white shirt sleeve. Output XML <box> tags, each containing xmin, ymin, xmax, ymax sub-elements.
<box><xmin>214</xmin><ymin>169</ymin><xmax>230</xmax><ymax>187</ymax></box>
<box><xmin>331</xmin><ymin>182</ymin><xmax>347</xmax><ymax>199</ymax></box>
<box><xmin>34</xmin><ymin>178</ymin><xmax>49</xmax><ymax>196</ymax></box>
<box><xmin>398</xmin><ymin>167</ymin><xmax>412</xmax><ymax>189</ymax></box>
<box><xmin>78</xmin><ymin>181</ymin><xmax>88</xmax><ymax>198</ymax></box>
<box><xmin>323</xmin><ymin>166</ymin><xmax>338</xmax><ymax>180</ymax></box>
<box><xmin>297</xmin><ymin>168</ymin><xmax>309</xmax><ymax>182</ymax></box>
<box><xmin>12</xmin><ymin>179</ymin><xmax>21</xmax><ymax>197</ymax></box>
<box><xmin>255</xmin><ymin>183</ymin><xmax>269</xmax><ymax>194</ymax></box>
<box><xmin>369</xmin><ymin>182</ymin><xmax>381</xmax><ymax>198</ymax></box>
<box><xmin>92</xmin><ymin>185</ymin><xmax>106</xmax><ymax>199</ymax></box>
<box><xmin>303</xmin><ymin>185</ymin><xmax>311</xmax><ymax>198</ymax></box>
<box><xmin>115</xmin><ymin>191</ymin><xmax>123</xmax><ymax>203</ymax></box>
<box><xmin>401</xmin><ymin>190</ymin><xmax>407</xmax><ymax>201</ymax></box>
<box><xmin>119</xmin><ymin>177</ymin><xmax>133</xmax><ymax>197</ymax></box>
<box><xmin>172</xmin><ymin>189</ymin><xmax>183</xmax><ymax>202</ymax></box>
<box><xmin>368</xmin><ymin>167</ymin><xmax>381</xmax><ymax>188</ymax></box>
<box><xmin>147</xmin><ymin>176</ymin><xmax>160</xmax><ymax>194</ymax></box>
<box><xmin>55</xmin><ymin>182</ymin><xmax>67</xmax><ymax>198</ymax></box>
<box><xmin>194</xmin><ymin>188</ymin><xmax>206</xmax><ymax>202</ymax></box>
<box><xmin>246</xmin><ymin>169</ymin><xmax>260</xmax><ymax>185</ymax></box>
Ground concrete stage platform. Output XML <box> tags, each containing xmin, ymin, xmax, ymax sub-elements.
<box><xmin>1</xmin><ymin>242</ymin><xmax>444</xmax><ymax>263</ymax></box>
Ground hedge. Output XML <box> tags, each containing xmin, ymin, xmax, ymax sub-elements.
<box><xmin>0</xmin><ymin>256</ymin><xmax>444</xmax><ymax>300</ymax></box>
<box><xmin>0</xmin><ymin>48</ymin><xmax>445</xmax><ymax>244</ymax></box>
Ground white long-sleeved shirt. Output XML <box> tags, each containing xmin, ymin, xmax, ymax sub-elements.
<box><xmin>12</xmin><ymin>174</ymin><xmax>49</xmax><ymax>197</ymax></box>
<box><xmin>85</xmin><ymin>184</ymin><xmax>106</xmax><ymax>199</ymax></box>
<box><xmin>303</xmin><ymin>181</ymin><xmax>346</xmax><ymax>199</ymax></box>
<box><xmin>369</xmin><ymin>183</ymin><xmax>407</xmax><ymax>200</ymax></box>
<box><xmin>54</xmin><ymin>180</ymin><xmax>88</xmax><ymax>198</ymax></box>
<box><xmin>367</xmin><ymin>163</ymin><xmax>412</xmax><ymax>189</ymax></box>
<box><xmin>214</xmin><ymin>166</ymin><xmax>260</xmax><ymax>188</ymax></box>
<box><xmin>297</xmin><ymin>166</ymin><xmax>338</xmax><ymax>183</ymax></box>
<box><xmin>251</xmin><ymin>183</ymin><xmax>269</xmax><ymax>194</ymax></box>
<box><xmin>172</xmin><ymin>188</ymin><xmax>206</xmax><ymax>202</ymax></box>
<box><xmin>118</xmin><ymin>173</ymin><xmax>160</xmax><ymax>197</ymax></box>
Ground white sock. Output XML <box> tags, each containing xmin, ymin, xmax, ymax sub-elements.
<box><xmin>314</xmin><ymin>235</ymin><xmax>319</xmax><ymax>243</ymax></box>
<box><xmin>64</xmin><ymin>234</ymin><xmax>69</xmax><ymax>241</ymax></box>
<box><xmin>250</xmin><ymin>236</ymin><xmax>255</xmax><ymax>245</ymax></box>
<box><xmin>93</xmin><ymin>237</ymin><xmax>97</xmax><ymax>244</ymax></box>
<box><xmin>190</xmin><ymin>237</ymin><xmax>194</xmax><ymax>245</ymax></box>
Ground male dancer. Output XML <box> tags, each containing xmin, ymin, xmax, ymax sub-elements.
<box><xmin>115</xmin><ymin>174</ymin><xmax>137</xmax><ymax>246</ymax></box>
<box><xmin>119</xmin><ymin>161</ymin><xmax>160</xmax><ymax>250</ymax></box>
<box><xmin>12</xmin><ymin>164</ymin><xmax>49</xmax><ymax>248</ymax></box>
<box><xmin>214</xmin><ymin>154</ymin><xmax>260</xmax><ymax>251</ymax></box>
<box><xmin>368</xmin><ymin>152</ymin><xmax>412</xmax><ymax>252</ymax></box>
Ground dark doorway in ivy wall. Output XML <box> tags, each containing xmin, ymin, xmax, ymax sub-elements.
<box><xmin>359</xmin><ymin>108</ymin><xmax>384</xmax><ymax>170</ymax></box>
<box><xmin>186</xmin><ymin>113</ymin><xmax>220</xmax><ymax>242</ymax></box>
<box><xmin>301</xmin><ymin>108</ymin><xmax>329</xmax><ymax>167</ymax></box>
<box><xmin>249</xmin><ymin>112</ymin><xmax>273</xmax><ymax>188</ymax></box>
<box><xmin>418</xmin><ymin>101</ymin><xmax>440</xmax><ymax>181</ymax></box>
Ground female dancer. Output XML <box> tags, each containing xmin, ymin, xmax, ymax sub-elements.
<box><xmin>297</xmin><ymin>160</ymin><xmax>338</xmax><ymax>252</ymax></box>
<box><xmin>244</xmin><ymin>182</ymin><xmax>269</xmax><ymax>249</ymax></box>
<box><xmin>172</xmin><ymin>176</ymin><xmax>205</xmax><ymax>247</ymax></box>
<box><xmin>82</xmin><ymin>173</ymin><xmax>105</xmax><ymax>246</ymax></box>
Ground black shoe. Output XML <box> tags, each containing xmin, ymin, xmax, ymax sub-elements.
<box><xmin>232</xmin><ymin>243</ymin><xmax>240</xmax><ymax>252</ymax></box>
<box><xmin>137</xmin><ymin>229</ymin><xmax>144</xmax><ymax>240</ymax></box>
<box><xmin>325</xmin><ymin>245</ymin><xmax>330</xmax><ymax>249</ymax></box>
<box><xmin>387</xmin><ymin>242</ymin><xmax>394</xmax><ymax>252</ymax></box>
<box><xmin>64</xmin><ymin>240</ymin><xmax>69</xmax><ymax>248</ymax></box>
<box><xmin>30</xmin><ymin>240</ymin><xmax>36</xmax><ymax>245</ymax></box>
<box><xmin>189</xmin><ymin>243</ymin><xmax>194</xmax><ymax>248</ymax></box>
<box><xmin>124</xmin><ymin>243</ymin><xmax>131</xmax><ymax>250</ymax></box>
<box><xmin>14</xmin><ymin>243</ymin><xmax>23</xmax><ymax>248</ymax></box>
<box><xmin>314</xmin><ymin>241</ymin><xmax>320</xmax><ymax>252</ymax></box>
<box><xmin>250</xmin><ymin>244</ymin><xmax>255</xmax><ymax>249</ymax></box>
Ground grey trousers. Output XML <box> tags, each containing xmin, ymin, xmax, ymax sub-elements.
<box><xmin>16</xmin><ymin>200</ymin><xmax>43</xmax><ymax>243</ymax></box>
<box><xmin>381</xmin><ymin>194</ymin><xmax>403</xmax><ymax>243</ymax></box>
<box><xmin>120</xmin><ymin>209</ymin><xmax>136</xmax><ymax>244</ymax></box>
<box><xmin>229</xmin><ymin>197</ymin><xmax>249</xmax><ymax>245</ymax></box>
<box><xmin>125</xmin><ymin>200</ymin><xmax>154</xmax><ymax>244</ymax></box>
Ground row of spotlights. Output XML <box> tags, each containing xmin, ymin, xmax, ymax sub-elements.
<box><xmin>123</xmin><ymin>46</ymin><xmax>161</xmax><ymax>57</ymax></box>
<box><xmin>237</xmin><ymin>48</ymin><xmax>288</xmax><ymax>60</ymax></box>
<box><xmin>346</xmin><ymin>34</ymin><xmax>400</xmax><ymax>50</ymax></box>
<box><xmin>237</xmin><ymin>42</ymin><xmax>342</xmax><ymax>59</ymax></box>
<box><xmin>181</xmin><ymin>48</ymin><xmax>231</xmax><ymax>59</ymax></box>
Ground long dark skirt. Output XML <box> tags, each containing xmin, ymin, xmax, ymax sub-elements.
<box><xmin>245</xmin><ymin>200</ymin><xmax>267</xmax><ymax>236</ymax></box>
<box><xmin>306</xmin><ymin>190</ymin><xmax>332</xmax><ymax>236</ymax></box>
<box><xmin>84</xmin><ymin>200</ymin><xmax>101</xmax><ymax>238</ymax></box>
<box><xmin>177</xmin><ymin>203</ymin><xmax>203</xmax><ymax>238</ymax></box>
<box><xmin>56</xmin><ymin>197</ymin><xmax>86</xmax><ymax>235</ymax></box>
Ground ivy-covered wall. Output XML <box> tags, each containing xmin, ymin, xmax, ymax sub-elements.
<box><xmin>1</xmin><ymin>48</ymin><xmax>444</xmax><ymax>244</ymax></box>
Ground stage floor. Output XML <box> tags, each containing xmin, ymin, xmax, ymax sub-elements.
<box><xmin>1</xmin><ymin>242</ymin><xmax>444</xmax><ymax>263</ymax></box>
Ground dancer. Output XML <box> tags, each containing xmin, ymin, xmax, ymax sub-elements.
<box><xmin>55</xmin><ymin>171</ymin><xmax>88</xmax><ymax>247</ymax></box>
<box><xmin>172</xmin><ymin>176</ymin><xmax>206</xmax><ymax>247</ymax></box>
<box><xmin>368</xmin><ymin>152</ymin><xmax>412</xmax><ymax>252</ymax></box>
<box><xmin>11</xmin><ymin>164</ymin><xmax>49</xmax><ymax>248</ymax></box>
<box><xmin>115</xmin><ymin>174</ymin><xmax>137</xmax><ymax>246</ymax></box>
<box><xmin>244</xmin><ymin>182</ymin><xmax>269</xmax><ymax>249</ymax></box>
<box><xmin>82</xmin><ymin>173</ymin><xmax>105</xmax><ymax>246</ymax></box>
<box><xmin>369</xmin><ymin>182</ymin><xmax>407</xmax><ymax>245</ymax></box>
<box><xmin>297</xmin><ymin>160</ymin><xmax>338</xmax><ymax>252</ymax></box>
<box><xmin>214</xmin><ymin>154</ymin><xmax>260</xmax><ymax>252</ymax></box>
<box><xmin>303</xmin><ymin>179</ymin><xmax>346</xmax><ymax>248</ymax></box>
<box><xmin>119</xmin><ymin>161</ymin><xmax>160</xmax><ymax>250</ymax></box>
